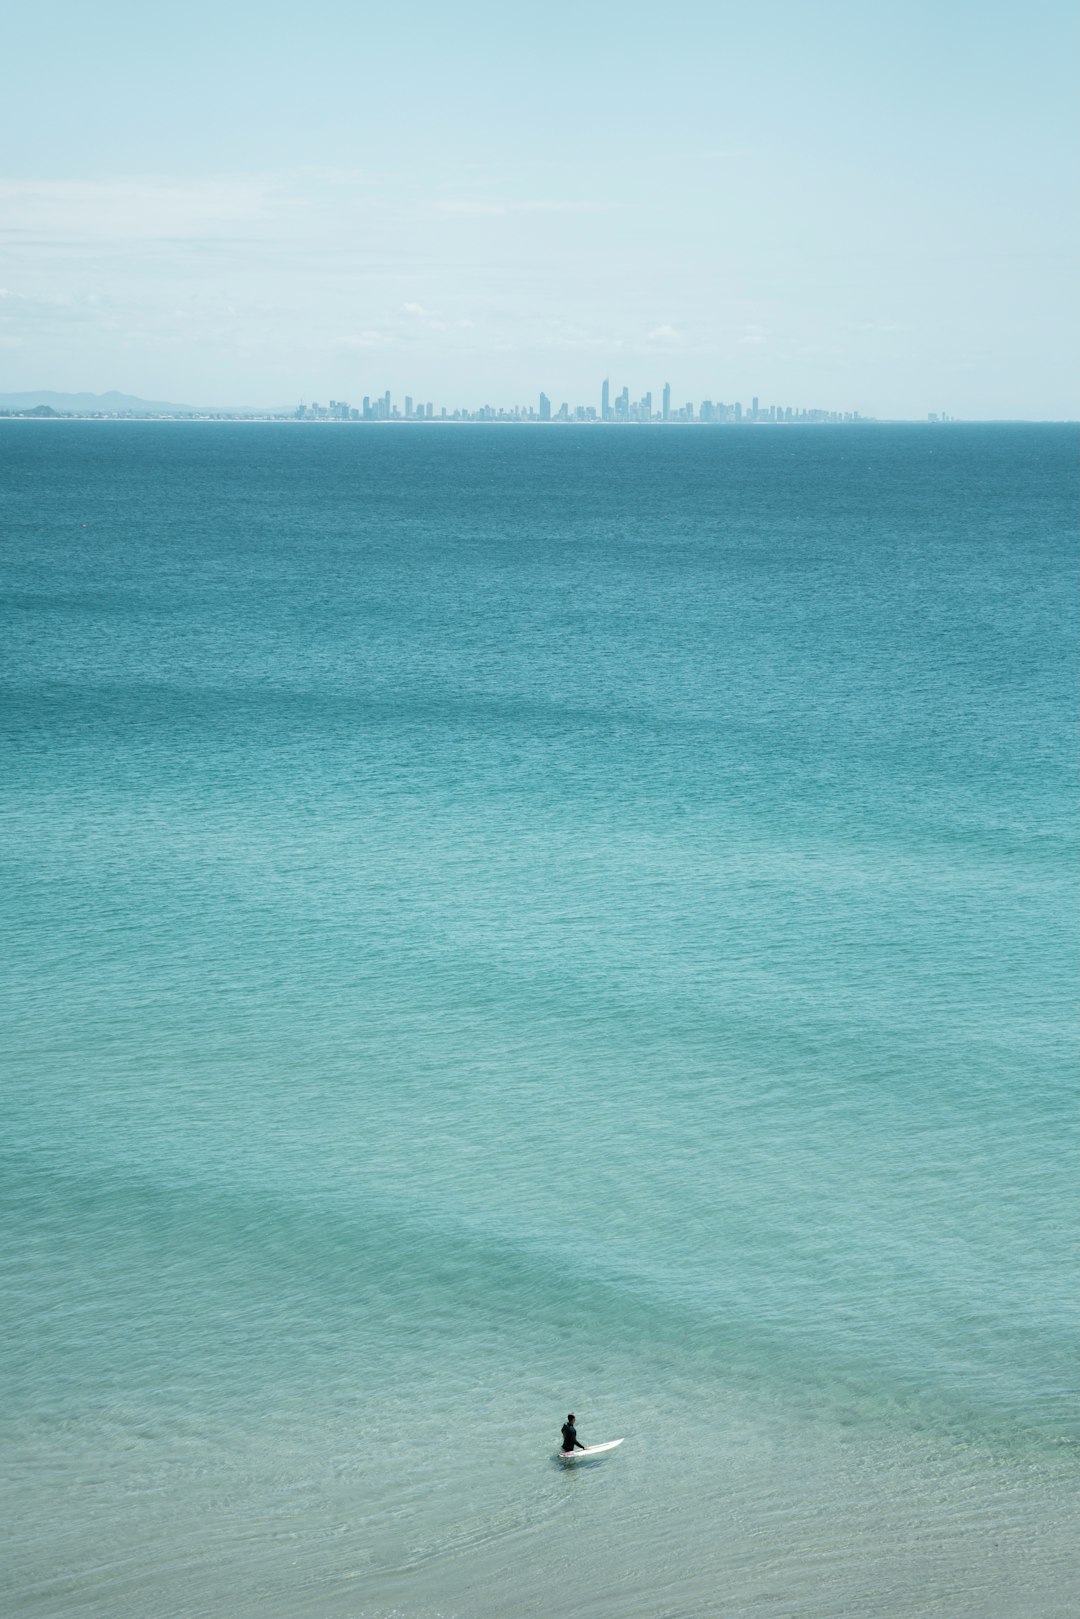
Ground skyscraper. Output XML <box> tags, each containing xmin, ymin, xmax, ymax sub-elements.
<box><xmin>662</xmin><ymin>382</ymin><xmax>671</xmax><ymax>422</ymax></box>
<box><xmin>601</xmin><ymin>378</ymin><xmax>611</xmax><ymax>422</ymax></box>
<box><xmin>539</xmin><ymin>392</ymin><xmax>551</xmax><ymax>422</ymax></box>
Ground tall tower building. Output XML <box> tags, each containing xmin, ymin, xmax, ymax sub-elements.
<box><xmin>601</xmin><ymin>378</ymin><xmax>611</xmax><ymax>422</ymax></box>
<box><xmin>539</xmin><ymin>392</ymin><xmax>551</xmax><ymax>422</ymax></box>
<box><xmin>662</xmin><ymin>382</ymin><xmax>671</xmax><ymax>422</ymax></box>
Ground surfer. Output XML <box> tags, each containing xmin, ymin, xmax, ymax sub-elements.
<box><xmin>561</xmin><ymin>1413</ymin><xmax>585</xmax><ymax>1453</ymax></box>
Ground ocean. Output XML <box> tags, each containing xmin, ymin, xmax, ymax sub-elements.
<box><xmin>1</xmin><ymin>421</ymin><xmax>1076</xmax><ymax>1618</ymax></box>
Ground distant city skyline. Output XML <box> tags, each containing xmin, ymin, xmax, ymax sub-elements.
<box><xmin>0</xmin><ymin>383</ymin><xmax>981</xmax><ymax>424</ymax></box>
<box><xmin>294</xmin><ymin>381</ymin><xmax>868</xmax><ymax>425</ymax></box>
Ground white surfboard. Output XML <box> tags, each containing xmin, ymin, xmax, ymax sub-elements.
<box><xmin>557</xmin><ymin>1438</ymin><xmax>624</xmax><ymax>1461</ymax></box>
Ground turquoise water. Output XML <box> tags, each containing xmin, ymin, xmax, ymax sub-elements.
<box><xmin>2</xmin><ymin>422</ymin><xmax>1077</xmax><ymax>1617</ymax></box>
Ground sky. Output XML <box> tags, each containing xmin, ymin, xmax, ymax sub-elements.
<box><xmin>1</xmin><ymin>0</ymin><xmax>1077</xmax><ymax>418</ymax></box>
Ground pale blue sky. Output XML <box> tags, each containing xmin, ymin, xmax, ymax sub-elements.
<box><xmin>2</xmin><ymin>0</ymin><xmax>1076</xmax><ymax>416</ymax></box>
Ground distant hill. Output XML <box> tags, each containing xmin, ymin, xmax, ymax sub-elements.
<box><xmin>0</xmin><ymin>390</ymin><xmax>270</xmax><ymax>415</ymax></box>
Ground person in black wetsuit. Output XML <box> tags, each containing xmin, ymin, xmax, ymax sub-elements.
<box><xmin>561</xmin><ymin>1413</ymin><xmax>585</xmax><ymax>1453</ymax></box>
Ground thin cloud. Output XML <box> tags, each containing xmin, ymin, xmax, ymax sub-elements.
<box><xmin>432</xmin><ymin>197</ymin><xmax>616</xmax><ymax>217</ymax></box>
<box><xmin>0</xmin><ymin>288</ymin><xmax>112</xmax><ymax>325</ymax></box>
<box><xmin>338</xmin><ymin>330</ymin><xmax>395</xmax><ymax>351</ymax></box>
<box><xmin>0</xmin><ymin>169</ymin><xmax>393</xmax><ymax>249</ymax></box>
<box><xmin>0</xmin><ymin>176</ymin><xmax>282</xmax><ymax>242</ymax></box>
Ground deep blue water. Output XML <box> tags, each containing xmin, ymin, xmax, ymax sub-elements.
<box><xmin>1</xmin><ymin>422</ymin><xmax>1077</xmax><ymax>1618</ymax></box>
